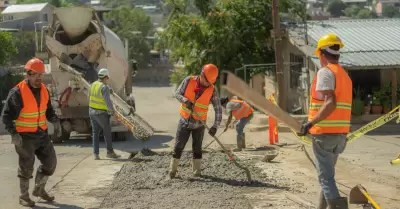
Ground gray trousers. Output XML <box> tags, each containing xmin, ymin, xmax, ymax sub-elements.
<box><xmin>312</xmin><ymin>134</ymin><xmax>347</xmax><ymax>200</ymax></box>
<box><xmin>89</xmin><ymin>113</ymin><xmax>114</xmax><ymax>154</ymax></box>
<box><xmin>15</xmin><ymin>134</ymin><xmax>57</xmax><ymax>179</ymax></box>
<box><xmin>172</xmin><ymin>119</ymin><xmax>205</xmax><ymax>159</ymax></box>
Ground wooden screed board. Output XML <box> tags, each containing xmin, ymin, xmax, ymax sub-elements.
<box><xmin>220</xmin><ymin>71</ymin><xmax>302</xmax><ymax>133</ymax></box>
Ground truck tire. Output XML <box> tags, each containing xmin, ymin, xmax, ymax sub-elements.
<box><xmin>51</xmin><ymin>129</ymin><xmax>70</xmax><ymax>143</ymax></box>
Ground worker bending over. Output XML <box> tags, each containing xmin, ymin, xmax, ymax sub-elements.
<box><xmin>1</xmin><ymin>58</ymin><xmax>59</xmax><ymax>207</ymax></box>
<box><xmin>89</xmin><ymin>68</ymin><xmax>121</xmax><ymax>160</ymax></box>
<box><xmin>169</xmin><ymin>64</ymin><xmax>222</xmax><ymax>179</ymax></box>
<box><xmin>220</xmin><ymin>96</ymin><xmax>254</xmax><ymax>151</ymax></box>
<box><xmin>298</xmin><ymin>34</ymin><xmax>352</xmax><ymax>209</ymax></box>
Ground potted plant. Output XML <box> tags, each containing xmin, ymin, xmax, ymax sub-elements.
<box><xmin>382</xmin><ymin>99</ymin><xmax>391</xmax><ymax>114</ymax></box>
<box><xmin>352</xmin><ymin>87</ymin><xmax>364</xmax><ymax>116</ymax></box>
<box><xmin>371</xmin><ymin>90</ymin><xmax>383</xmax><ymax>114</ymax></box>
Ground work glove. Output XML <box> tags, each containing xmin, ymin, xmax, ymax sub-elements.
<box><xmin>208</xmin><ymin>127</ymin><xmax>217</xmax><ymax>137</ymax></box>
<box><xmin>396</xmin><ymin>117</ymin><xmax>400</xmax><ymax>124</ymax></box>
<box><xmin>185</xmin><ymin>101</ymin><xmax>194</xmax><ymax>110</ymax></box>
<box><xmin>11</xmin><ymin>134</ymin><xmax>23</xmax><ymax>147</ymax></box>
<box><xmin>297</xmin><ymin>121</ymin><xmax>313</xmax><ymax>136</ymax></box>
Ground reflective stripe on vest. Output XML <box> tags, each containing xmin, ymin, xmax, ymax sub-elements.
<box><xmin>308</xmin><ymin>64</ymin><xmax>353</xmax><ymax>134</ymax></box>
<box><xmin>89</xmin><ymin>81</ymin><xmax>108</xmax><ymax>111</ymax></box>
<box><xmin>15</xmin><ymin>81</ymin><xmax>49</xmax><ymax>133</ymax></box>
<box><xmin>229</xmin><ymin>99</ymin><xmax>254</xmax><ymax>120</ymax></box>
<box><xmin>180</xmin><ymin>76</ymin><xmax>214</xmax><ymax>120</ymax></box>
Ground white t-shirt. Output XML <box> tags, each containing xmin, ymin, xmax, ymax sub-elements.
<box><xmin>315</xmin><ymin>67</ymin><xmax>335</xmax><ymax>100</ymax></box>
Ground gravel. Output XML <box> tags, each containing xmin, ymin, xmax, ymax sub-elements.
<box><xmin>100</xmin><ymin>150</ymin><xmax>288</xmax><ymax>209</ymax></box>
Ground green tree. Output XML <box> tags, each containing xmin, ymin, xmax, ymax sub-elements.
<box><xmin>105</xmin><ymin>6</ymin><xmax>154</xmax><ymax>67</ymax></box>
<box><xmin>160</xmin><ymin>0</ymin><xmax>277</xmax><ymax>79</ymax></box>
<box><xmin>356</xmin><ymin>8</ymin><xmax>373</xmax><ymax>19</ymax></box>
<box><xmin>344</xmin><ymin>5</ymin><xmax>361</xmax><ymax>18</ymax></box>
<box><xmin>327</xmin><ymin>0</ymin><xmax>346</xmax><ymax>17</ymax></box>
<box><xmin>382</xmin><ymin>5</ymin><xmax>400</xmax><ymax>18</ymax></box>
<box><xmin>0</xmin><ymin>32</ymin><xmax>18</xmax><ymax>66</ymax></box>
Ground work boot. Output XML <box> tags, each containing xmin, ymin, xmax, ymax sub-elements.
<box><xmin>317</xmin><ymin>192</ymin><xmax>328</xmax><ymax>209</ymax></box>
<box><xmin>94</xmin><ymin>154</ymin><xmax>100</xmax><ymax>160</ymax></box>
<box><xmin>19</xmin><ymin>178</ymin><xmax>35</xmax><ymax>207</ymax></box>
<box><xmin>32</xmin><ymin>172</ymin><xmax>55</xmax><ymax>202</ymax></box>
<box><xmin>242</xmin><ymin>133</ymin><xmax>246</xmax><ymax>149</ymax></box>
<box><xmin>235</xmin><ymin>135</ymin><xmax>246</xmax><ymax>151</ymax></box>
<box><xmin>327</xmin><ymin>197</ymin><xmax>348</xmax><ymax>209</ymax></box>
<box><xmin>106</xmin><ymin>151</ymin><xmax>121</xmax><ymax>159</ymax></box>
<box><xmin>192</xmin><ymin>159</ymin><xmax>202</xmax><ymax>177</ymax></box>
<box><xmin>168</xmin><ymin>158</ymin><xmax>180</xmax><ymax>179</ymax></box>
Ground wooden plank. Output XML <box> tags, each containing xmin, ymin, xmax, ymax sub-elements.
<box><xmin>220</xmin><ymin>71</ymin><xmax>302</xmax><ymax>133</ymax></box>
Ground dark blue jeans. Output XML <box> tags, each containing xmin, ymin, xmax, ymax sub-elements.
<box><xmin>236</xmin><ymin>113</ymin><xmax>254</xmax><ymax>136</ymax></box>
<box><xmin>89</xmin><ymin>113</ymin><xmax>114</xmax><ymax>154</ymax></box>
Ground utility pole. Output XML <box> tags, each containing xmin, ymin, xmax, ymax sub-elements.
<box><xmin>271</xmin><ymin>0</ymin><xmax>286</xmax><ymax>110</ymax></box>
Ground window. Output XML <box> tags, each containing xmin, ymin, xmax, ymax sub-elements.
<box><xmin>289</xmin><ymin>53</ymin><xmax>304</xmax><ymax>88</ymax></box>
<box><xmin>43</xmin><ymin>14</ymin><xmax>48</xmax><ymax>22</ymax></box>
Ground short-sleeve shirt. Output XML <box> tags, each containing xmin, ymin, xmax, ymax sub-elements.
<box><xmin>315</xmin><ymin>67</ymin><xmax>335</xmax><ymax>100</ymax></box>
<box><xmin>226</xmin><ymin>101</ymin><xmax>241</xmax><ymax>113</ymax></box>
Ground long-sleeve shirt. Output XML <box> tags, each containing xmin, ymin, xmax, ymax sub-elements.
<box><xmin>1</xmin><ymin>79</ymin><xmax>58</xmax><ymax>140</ymax></box>
<box><xmin>175</xmin><ymin>76</ymin><xmax>222</xmax><ymax>129</ymax></box>
<box><xmin>89</xmin><ymin>81</ymin><xmax>115</xmax><ymax>116</ymax></box>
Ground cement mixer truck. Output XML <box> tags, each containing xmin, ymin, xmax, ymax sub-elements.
<box><xmin>35</xmin><ymin>6</ymin><xmax>154</xmax><ymax>143</ymax></box>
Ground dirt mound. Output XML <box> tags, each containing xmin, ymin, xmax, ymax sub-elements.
<box><xmin>100</xmin><ymin>151</ymin><xmax>288</xmax><ymax>209</ymax></box>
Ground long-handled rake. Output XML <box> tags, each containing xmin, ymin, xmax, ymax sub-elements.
<box><xmin>192</xmin><ymin>111</ymin><xmax>252</xmax><ymax>181</ymax></box>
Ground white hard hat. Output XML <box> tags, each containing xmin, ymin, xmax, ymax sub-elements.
<box><xmin>98</xmin><ymin>68</ymin><xmax>109</xmax><ymax>78</ymax></box>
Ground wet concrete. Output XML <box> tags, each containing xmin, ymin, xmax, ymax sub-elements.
<box><xmin>100</xmin><ymin>150</ymin><xmax>287</xmax><ymax>209</ymax></box>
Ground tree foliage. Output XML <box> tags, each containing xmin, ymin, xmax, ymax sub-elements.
<box><xmin>105</xmin><ymin>6</ymin><xmax>154</xmax><ymax>67</ymax></box>
<box><xmin>0</xmin><ymin>32</ymin><xmax>18</xmax><ymax>66</ymax></box>
<box><xmin>159</xmin><ymin>0</ymin><xmax>278</xmax><ymax>78</ymax></box>
<box><xmin>382</xmin><ymin>5</ymin><xmax>400</xmax><ymax>18</ymax></box>
<box><xmin>327</xmin><ymin>0</ymin><xmax>346</xmax><ymax>17</ymax></box>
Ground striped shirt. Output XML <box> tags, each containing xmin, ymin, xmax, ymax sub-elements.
<box><xmin>175</xmin><ymin>76</ymin><xmax>222</xmax><ymax>129</ymax></box>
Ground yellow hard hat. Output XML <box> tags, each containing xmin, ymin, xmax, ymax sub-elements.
<box><xmin>315</xmin><ymin>34</ymin><xmax>344</xmax><ymax>56</ymax></box>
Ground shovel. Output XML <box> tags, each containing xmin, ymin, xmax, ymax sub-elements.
<box><xmin>191</xmin><ymin>110</ymin><xmax>252</xmax><ymax>181</ymax></box>
<box><xmin>349</xmin><ymin>184</ymin><xmax>381</xmax><ymax>209</ymax></box>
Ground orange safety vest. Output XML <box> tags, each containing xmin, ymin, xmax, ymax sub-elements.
<box><xmin>15</xmin><ymin>81</ymin><xmax>49</xmax><ymax>133</ymax></box>
<box><xmin>229</xmin><ymin>99</ymin><xmax>254</xmax><ymax>120</ymax></box>
<box><xmin>180</xmin><ymin>76</ymin><xmax>214</xmax><ymax>120</ymax></box>
<box><xmin>308</xmin><ymin>63</ymin><xmax>352</xmax><ymax>134</ymax></box>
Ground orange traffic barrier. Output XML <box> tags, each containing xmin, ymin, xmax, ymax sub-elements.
<box><xmin>268</xmin><ymin>93</ymin><xmax>279</xmax><ymax>144</ymax></box>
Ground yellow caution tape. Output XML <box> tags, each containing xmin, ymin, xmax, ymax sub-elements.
<box><xmin>391</xmin><ymin>154</ymin><xmax>400</xmax><ymax>165</ymax></box>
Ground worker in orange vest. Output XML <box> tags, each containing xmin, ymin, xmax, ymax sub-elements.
<box><xmin>297</xmin><ymin>34</ymin><xmax>352</xmax><ymax>209</ymax></box>
<box><xmin>1</xmin><ymin>58</ymin><xmax>59</xmax><ymax>207</ymax></box>
<box><xmin>220</xmin><ymin>96</ymin><xmax>254</xmax><ymax>151</ymax></box>
<box><xmin>169</xmin><ymin>64</ymin><xmax>222</xmax><ymax>179</ymax></box>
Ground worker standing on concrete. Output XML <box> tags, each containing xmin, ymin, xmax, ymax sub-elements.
<box><xmin>89</xmin><ymin>68</ymin><xmax>121</xmax><ymax>160</ymax></box>
<box><xmin>220</xmin><ymin>96</ymin><xmax>254</xmax><ymax>151</ymax></box>
<box><xmin>169</xmin><ymin>64</ymin><xmax>222</xmax><ymax>179</ymax></box>
<box><xmin>1</xmin><ymin>58</ymin><xmax>59</xmax><ymax>207</ymax></box>
<box><xmin>297</xmin><ymin>34</ymin><xmax>352</xmax><ymax>209</ymax></box>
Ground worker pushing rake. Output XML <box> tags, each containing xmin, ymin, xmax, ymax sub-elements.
<box><xmin>167</xmin><ymin>63</ymin><xmax>252</xmax><ymax>181</ymax></box>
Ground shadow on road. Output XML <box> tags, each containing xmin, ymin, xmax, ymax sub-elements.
<box><xmin>34</xmin><ymin>202</ymin><xmax>84</xmax><ymax>209</ymax></box>
<box><xmin>54</xmin><ymin>134</ymin><xmax>174</xmax><ymax>153</ymax></box>
<box><xmin>189</xmin><ymin>175</ymin><xmax>289</xmax><ymax>190</ymax></box>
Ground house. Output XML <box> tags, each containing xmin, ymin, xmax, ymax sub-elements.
<box><xmin>0</xmin><ymin>3</ymin><xmax>55</xmax><ymax>31</ymax></box>
<box><xmin>280</xmin><ymin>18</ymin><xmax>400</xmax><ymax>116</ymax></box>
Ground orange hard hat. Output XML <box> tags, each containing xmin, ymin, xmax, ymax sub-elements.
<box><xmin>202</xmin><ymin>64</ymin><xmax>219</xmax><ymax>84</ymax></box>
<box><xmin>25</xmin><ymin>58</ymin><xmax>45</xmax><ymax>73</ymax></box>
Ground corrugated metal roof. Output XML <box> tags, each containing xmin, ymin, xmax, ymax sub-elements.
<box><xmin>305</xmin><ymin>19</ymin><xmax>400</xmax><ymax>68</ymax></box>
<box><xmin>1</xmin><ymin>3</ymin><xmax>48</xmax><ymax>14</ymax></box>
